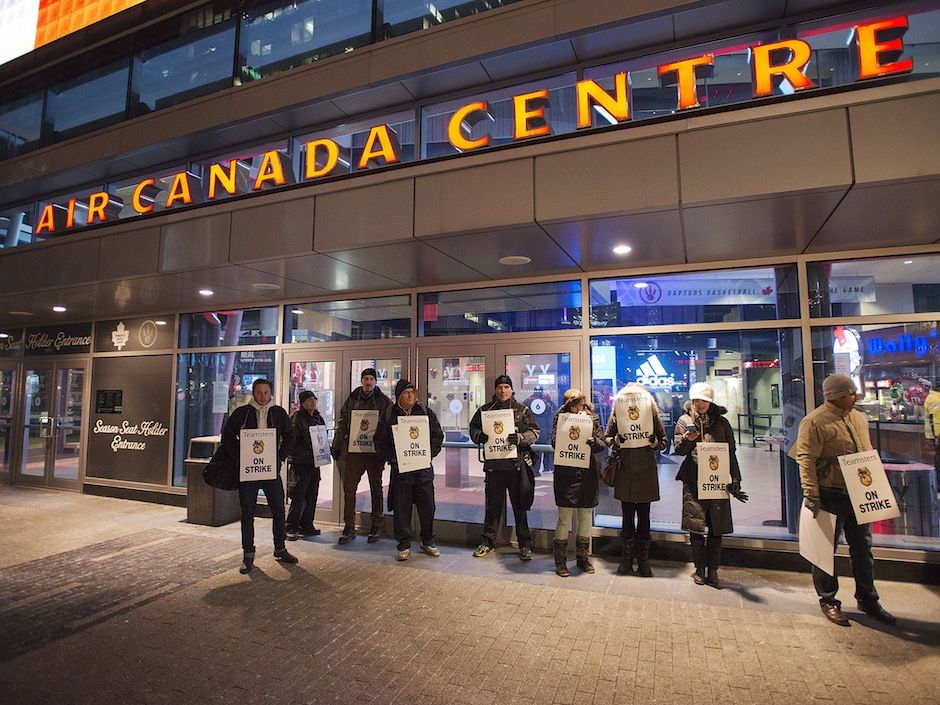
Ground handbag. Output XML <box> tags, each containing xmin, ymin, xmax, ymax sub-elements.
<box><xmin>601</xmin><ymin>451</ymin><xmax>619</xmax><ymax>487</ymax></box>
<box><xmin>203</xmin><ymin>446</ymin><xmax>238</xmax><ymax>491</ymax></box>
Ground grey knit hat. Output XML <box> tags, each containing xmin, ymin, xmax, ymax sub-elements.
<box><xmin>823</xmin><ymin>374</ymin><xmax>857</xmax><ymax>401</ymax></box>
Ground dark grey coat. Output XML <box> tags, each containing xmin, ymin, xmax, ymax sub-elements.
<box><xmin>604</xmin><ymin>395</ymin><xmax>668</xmax><ymax>503</ymax></box>
<box><xmin>550</xmin><ymin>411</ymin><xmax>604</xmax><ymax>508</ymax></box>
<box><xmin>673</xmin><ymin>402</ymin><xmax>741</xmax><ymax>535</ymax></box>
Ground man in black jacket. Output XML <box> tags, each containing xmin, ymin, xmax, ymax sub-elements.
<box><xmin>331</xmin><ymin>368</ymin><xmax>392</xmax><ymax>544</ymax></box>
<box><xmin>286</xmin><ymin>390</ymin><xmax>326</xmax><ymax>541</ymax></box>
<box><xmin>374</xmin><ymin>379</ymin><xmax>444</xmax><ymax>561</ymax></box>
<box><xmin>469</xmin><ymin>375</ymin><xmax>540</xmax><ymax>561</ymax></box>
<box><xmin>221</xmin><ymin>378</ymin><xmax>297</xmax><ymax>574</ymax></box>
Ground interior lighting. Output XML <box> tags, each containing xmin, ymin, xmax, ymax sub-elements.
<box><xmin>155</xmin><ymin>320</ymin><xmax>168</xmax><ymax>326</ymax></box>
<box><xmin>252</xmin><ymin>282</ymin><xmax>280</xmax><ymax>290</ymax></box>
<box><xmin>292</xmin><ymin>309</ymin><xmax>304</xmax><ymax>315</ymax></box>
<box><xmin>0</xmin><ymin>333</ymin><xmax>8</xmax><ymax>338</ymax></box>
<box><xmin>8</xmin><ymin>311</ymin><xmax>33</xmax><ymax>316</ymax></box>
<box><xmin>52</xmin><ymin>305</ymin><xmax>67</xmax><ymax>313</ymax></box>
<box><xmin>612</xmin><ymin>245</ymin><xmax>632</xmax><ymax>255</ymax></box>
<box><xmin>498</xmin><ymin>256</ymin><xmax>531</xmax><ymax>266</ymax></box>
<box><xmin>634</xmin><ymin>282</ymin><xmax>649</xmax><ymax>288</ymax></box>
<box><xmin>903</xmin><ymin>260</ymin><xmax>913</xmax><ymax>264</ymax></box>
<box><xmin>198</xmin><ymin>289</ymin><xmax>214</xmax><ymax>296</ymax></box>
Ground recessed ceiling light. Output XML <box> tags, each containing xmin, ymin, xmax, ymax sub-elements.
<box><xmin>8</xmin><ymin>311</ymin><xmax>33</xmax><ymax>316</ymax></box>
<box><xmin>0</xmin><ymin>333</ymin><xmax>8</xmax><ymax>339</ymax></box>
<box><xmin>252</xmin><ymin>282</ymin><xmax>281</xmax><ymax>291</ymax></box>
<box><xmin>155</xmin><ymin>320</ymin><xmax>168</xmax><ymax>326</ymax></box>
<box><xmin>52</xmin><ymin>305</ymin><xmax>67</xmax><ymax>313</ymax></box>
<box><xmin>903</xmin><ymin>260</ymin><xmax>913</xmax><ymax>264</ymax></box>
<box><xmin>198</xmin><ymin>289</ymin><xmax>214</xmax><ymax>296</ymax></box>
<box><xmin>291</xmin><ymin>309</ymin><xmax>304</xmax><ymax>315</ymax></box>
<box><xmin>612</xmin><ymin>245</ymin><xmax>632</xmax><ymax>255</ymax></box>
<box><xmin>634</xmin><ymin>282</ymin><xmax>649</xmax><ymax>288</ymax></box>
<box><xmin>498</xmin><ymin>256</ymin><xmax>531</xmax><ymax>266</ymax></box>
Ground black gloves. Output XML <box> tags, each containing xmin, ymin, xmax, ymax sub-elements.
<box><xmin>804</xmin><ymin>496</ymin><xmax>821</xmax><ymax>517</ymax></box>
<box><xmin>506</xmin><ymin>433</ymin><xmax>519</xmax><ymax>446</ymax></box>
<box><xmin>477</xmin><ymin>432</ymin><xmax>489</xmax><ymax>444</ymax></box>
<box><xmin>616</xmin><ymin>433</ymin><xmax>628</xmax><ymax>444</ymax></box>
<box><xmin>586</xmin><ymin>437</ymin><xmax>602</xmax><ymax>449</ymax></box>
<box><xmin>729</xmin><ymin>481</ymin><xmax>749</xmax><ymax>503</ymax></box>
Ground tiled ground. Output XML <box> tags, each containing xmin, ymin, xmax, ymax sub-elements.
<box><xmin>0</xmin><ymin>485</ymin><xmax>938</xmax><ymax>705</ymax></box>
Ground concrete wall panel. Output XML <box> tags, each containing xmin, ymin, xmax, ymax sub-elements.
<box><xmin>44</xmin><ymin>238</ymin><xmax>101</xmax><ymax>288</ymax></box>
<box><xmin>314</xmin><ymin>180</ymin><xmax>414</xmax><ymax>252</ymax></box>
<box><xmin>159</xmin><ymin>213</ymin><xmax>231</xmax><ymax>272</ymax></box>
<box><xmin>230</xmin><ymin>197</ymin><xmax>315</xmax><ymax>262</ymax></box>
<box><xmin>97</xmin><ymin>227</ymin><xmax>161</xmax><ymax>280</ymax></box>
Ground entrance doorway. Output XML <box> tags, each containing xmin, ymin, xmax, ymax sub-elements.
<box><xmin>12</xmin><ymin>360</ymin><xmax>87</xmax><ymax>490</ymax></box>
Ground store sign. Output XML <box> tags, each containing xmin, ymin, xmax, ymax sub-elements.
<box><xmin>24</xmin><ymin>323</ymin><xmax>92</xmax><ymax>355</ymax></box>
<box><xmin>94</xmin><ymin>316</ymin><xmax>175</xmax><ymax>353</ymax></box>
<box><xmin>866</xmin><ymin>328</ymin><xmax>939</xmax><ymax>358</ymax></box>
<box><xmin>635</xmin><ymin>354</ymin><xmax>676</xmax><ymax>387</ymax></box>
<box><xmin>617</xmin><ymin>278</ymin><xmax>776</xmax><ymax>306</ymax></box>
<box><xmin>0</xmin><ymin>328</ymin><xmax>24</xmax><ymax>358</ymax></box>
<box><xmin>30</xmin><ymin>14</ymin><xmax>916</xmax><ymax>238</ymax></box>
<box><xmin>829</xmin><ymin>277</ymin><xmax>876</xmax><ymax>303</ymax></box>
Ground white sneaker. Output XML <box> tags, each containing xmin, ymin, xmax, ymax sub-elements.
<box><xmin>421</xmin><ymin>544</ymin><xmax>441</xmax><ymax>557</ymax></box>
<box><xmin>397</xmin><ymin>547</ymin><xmax>411</xmax><ymax>561</ymax></box>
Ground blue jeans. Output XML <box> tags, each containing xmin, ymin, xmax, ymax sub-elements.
<box><xmin>813</xmin><ymin>489</ymin><xmax>879</xmax><ymax>606</ymax></box>
<box><xmin>239</xmin><ymin>477</ymin><xmax>287</xmax><ymax>553</ymax></box>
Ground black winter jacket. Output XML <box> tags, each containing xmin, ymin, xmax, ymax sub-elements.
<box><xmin>220</xmin><ymin>403</ymin><xmax>295</xmax><ymax>472</ymax></box>
<box><xmin>468</xmin><ymin>397</ymin><xmax>540</xmax><ymax>472</ymax></box>
<box><xmin>550</xmin><ymin>410</ymin><xmax>605</xmax><ymax>508</ymax></box>
<box><xmin>289</xmin><ymin>407</ymin><xmax>326</xmax><ymax>467</ymax></box>
<box><xmin>331</xmin><ymin>386</ymin><xmax>392</xmax><ymax>459</ymax></box>
<box><xmin>373</xmin><ymin>402</ymin><xmax>444</xmax><ymax>473</ymax></box>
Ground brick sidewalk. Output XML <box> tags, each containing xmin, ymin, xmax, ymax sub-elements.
<box><xmin>0</xmin><ymin>486</ymin><xmax>938</xmax><ymax>705</ymax></box>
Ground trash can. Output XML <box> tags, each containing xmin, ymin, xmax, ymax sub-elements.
<box><xmin>881</xmin><ymin>461</ymin><xmax>939</xmax><ymax>537</ymax></box>
<box><xmin>186</xmin><ymin>435</ymin><xmax>241</xmax><ymax>527</ymax></box>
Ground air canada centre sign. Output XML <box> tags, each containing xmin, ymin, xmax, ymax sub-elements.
<box><xmin>34</xmin><ymin>15</ymin><xmax>915</xmax><ymax>237</ymax></box>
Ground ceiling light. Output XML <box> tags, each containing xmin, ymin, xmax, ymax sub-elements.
<box><xmin>903</xmin><ymin>260</ymin><xmax>913</xmax><ymax>264</ymax></box>
<box><xmin>0</xmin><ymin>333</ymin><xmax>8</xmax><ymax>339</ymax></box>
<box><xmin>291</xmin><ymin>309</ymin><xmax>304</xmax><ymax>315</ymax></box>
<box><xmin>612</xmin><ymin>245</ymin><xmax>632</xmax><ymax>255</ymax></box>
<box><xmin>634</xmin><ymin>282</ymin><xmax>649</xmax><ymax>289</ymax></box>
<box><xmin>155</xmin><ymin>320</ymin><xmax>168</xmax><ymax>326</ymax></box>
<box><xmin>8</xmin><ymin>311</ymin><xmax>33</xmax><ymax>316</ymax></box>
<box><xmin>52</xmin><ymin>305</ymin><xmax>67</xmax><ymax>313</ymax></box>
<box><xmin>252</xmin><ymin>282</ymin><xmax>280</xmax><ymax>290</ymax></box>
<box><xmin>198</xmin><ymin>289</ymin><xmax>214</xmax><ymax>296</ymax></box>
<box><xmin>498</xmin><ymin>256</ymin><xmax>531</xmax><ymax>266</ymax></box>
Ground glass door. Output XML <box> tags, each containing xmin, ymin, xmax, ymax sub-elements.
<box><xmin>0</xmin><ymin>367</ymin><xmax>18</xmax><ymax>481</ymax></box>
<box><xmin>15</xmin><ymin>361</ymin><xmax>87</xmax><ymax>489</ymax></box>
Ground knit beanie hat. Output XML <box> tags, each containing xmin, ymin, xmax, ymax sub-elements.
<box><xmin>395</xmin><ymin>379</ymin><xmax>416</xmax><ymax>400</ymax></box>
<box><xmin>361</xmin><ymin>368</ymin><xmax>378</xmax><ymax>380</ymax></box>
<box><xmin>494</xmin><ymin>374</ymin><xmax>513</xmax><ymax>389</ymax></box>
<box><xmin>823</xmin><ymin>374</ymin><xmax>857</xmax><ymax>401</ymax></box>
<box><xmin>298</xmin><ymin>390</ymin><xmax>316</xmax><ymax>404</ymax></box>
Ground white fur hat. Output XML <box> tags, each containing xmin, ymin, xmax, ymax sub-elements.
<box><xmin>688</xmin><ymin>382</ymin><xmax>714</xmax><ymax>403</ymax></box>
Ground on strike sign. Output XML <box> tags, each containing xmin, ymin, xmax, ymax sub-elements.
<box><xmin>838</xmin><ymin>450</ymin><xmax>900</xmax><ymax>524</ymax></box>
<box><xmin>240</xmin><ymin>428</ymin><xmax>277</xmax><ymax>481</ymax></box>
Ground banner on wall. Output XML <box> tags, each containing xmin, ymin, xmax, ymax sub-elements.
<box><xmin>616</xmin><ymin>279</ymin><xmax>776</xmax><ymax>307</ymax></box>
<box><xmin>828</xmin><ymin>277</ymin><xmax>876</xmax><ymax>303</ymax></box>
<box><xmin>24</xmin><ymin>323</ymin><xmax>92</xmax><ymax>356</ymax></box>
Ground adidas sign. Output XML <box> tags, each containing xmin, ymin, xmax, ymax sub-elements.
<box><xmin>636</xmin><ymin>354</ymin><xmax>675</xmax><ymax>387</ymax></box>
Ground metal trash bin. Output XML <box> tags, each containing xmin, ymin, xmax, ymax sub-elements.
<box><xmin>186</xmin><ymin>435</ymin><xmax>241</xmax><ymax>527</ymax></box>
<box><xmin>882</xmin><ymin>461</ymin><xmax>939</xmax><ymax>537</ymax></box>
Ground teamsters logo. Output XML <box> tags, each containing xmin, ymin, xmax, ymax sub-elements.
<box><xmin>494</xmin><ymin>420</ymin><xmax>505</xmax><ymax>435</ymax></box>
<box><xmin>569</xmin><ymin>425</ymin><xmax>581</xmax><ymax>441</ymax></box>
<box><xmin>858</xmin><ymin>467</ymin><xmax>873</xmax><ymax>487</ymax></box>
<box><xmin>409</xmin><ymin>426</ymin><xmax>420</xmax><ymax>440</ymax></box>
<box><xmin>628</xmin><ymin>405</ymin><xmax>640</xmax><ymax>421</ymax></box>
<box><xmin>253</xmin><ymin>440</ymin><xmax>265</xmax><ymax>454</ymax></box>
<box><xmin>708</xmin><ymin>455</ymin><xmax>719</xmax><ymax>472</ymax></box>
<box><xmin>360</xmin><ymin>418</ymin><xmax>370</xmax><ymax>432</ymax></box>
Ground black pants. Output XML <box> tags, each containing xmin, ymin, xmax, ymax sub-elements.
<box><xmin>286</xmin><ymin>464</ymin><xmax>320</xmax><ymax>530</ymax></box>
<box><xmin>238</xmin><ymin>477</ymin><xmax>286</xmax><ymax>553</ymax></box>
<box><xmin>621</xmin><ymin>501</ymin><xmax>651</xmax><ymax>540</ymax></box>
<box><xmin>482</xmin><ymin>468</ymin><xmax>531</xmax><ymax>549</ymax></box>
<box><xmin>392</xmin><ymin>469</ymin><xmax>436</xmax><ymax>550</ymax></box>
<box><xmin>813</xmin><ymin>489</ymin><xmax>878</xmax><ymax>607</ymax></box>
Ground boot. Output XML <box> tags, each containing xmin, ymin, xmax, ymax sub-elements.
<box><xmin>575</xmin><ymin>536</ymin><xmax>594</xmax><ymax>574</ymax></box>
<box><xmin>705</xmin><ymin>535</ymin><xmax>722</xmax><ymax>588</ymax></box>
<box><xmin>690</xmin><ymin>534</ymin><xmax>706</xmax><ymax>585</ymax></box>
<box><xmin>239</xmin><ymin>550</ymin><xmax>255</xmax><ymax>575</ymax></box>
<box><xmin>635</xmin><ymin>538</ymin><xmax>653</xmax><ymax>578</ymax></box>
<box><xmin>553</xmin><ymin>539</ymin><xmax>570</xmax><ymax>577</ymax></box>
<box><xmin>618</xmin><ymin>537</ymin><xmax>635</xmax><ymax>575</ymax></box>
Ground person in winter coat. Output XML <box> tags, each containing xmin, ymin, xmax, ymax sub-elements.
<box><xmin>523</xmin><ymin>385</ymin><xmax>557</xmax><ymax>475</ymax></box>
<box><xmin>286</xmin><ymin>390</ymin><xmax>326</xmax><ymax>541</ymax></box>
<box><xmin>330</xmin><ymin>368</ymin><xmax>392</xmax><ymax>544</ymax></box>
<box><xmin>604</xmin><ymin>383</ymin><xmax>668</xmax><ymax>577</ymax></box>
<box><xmin>673</xmin><ymin>382</ymin><xmax>748</xmax><ymax>588</ymax></box>
<box><xmin>794</xmin><ymin>374</ymin><xmax>895</xmax><ymax>626</ymax></box>
<box><xmin>550</xmin><ymin>389</ymin><xmax>605</xmax><ymax>577</ymax></box>
<box><xmin>373</xmin><ymin>379</ymin><xmax>444</xmax><ymax>561</ymax></box>
<box><xmin>469</xmin><ymin>375</ymin><xmax>541</xmax><ymax>561</ymax></box>
<box><xmin>221</xmin><ymin>378</ymin><xmax>297</xmax><ymax>574</ymax></box>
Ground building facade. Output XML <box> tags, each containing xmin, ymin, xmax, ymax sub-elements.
<box><xmin>1</xmin><ymin>0</ymin><xmax>938</xmax><ymax>568</ymax></box>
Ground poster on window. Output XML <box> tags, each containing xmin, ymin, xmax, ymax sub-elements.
<box><xmin>838</xmin><ymin>450</ymin><xmax>900</xmax><ymax>524</ymax></box>
<box><xmin>481</xmin><ymin>409</ymin><xmax>517</xmax><ymax>460</ymax></box>
<box><xmin>392</xmin><ymin>415</ymin><xmax>431</xmax><ymax>473</ymax></box>
<box><xmin>240</xmin><ymin>428</ymin><xmax>277</xmax><ymax>481</ymax></box>
<box><xmin>309</xmin><ymin>425</ymin><xmax>331</xmax><ymax>467</ymax></box>
<box><xmin>348</xmin><ymin>410</ymin><xmax>379</xmax><ymax>453</ymax></box>
<box><xmin>553</xmin><ymin>412</ymin><xmax>592</xmax><ymax>469</ymax></box>
<box><xmin>697</xmin><ymin>442</ymin><xmax>730</xmax><ymax>499</ymax></box>
<box><xmin>614</xmin><ymin>393</ymin><xmax>654</xmax><ymax>448</ymax></box>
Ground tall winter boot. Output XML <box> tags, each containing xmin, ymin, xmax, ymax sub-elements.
<box><xmin>635</xmin><ymin>538</ymin><xmax>654</xmax><ymax>578</ymax></box>
<box><xmin>705</xmin><ymin>534</ymin><xmax>722</xmax><ymax>588</ymax></box>
<box><xmin>617</xmin><ymin>537</ymin><xmax>635</xmax><ymax>575</ymax></box>
<box><xmin>239</xmin><ymin>550</ymin><xmax>255</xmax><ymax>575</ymax></box>
<box><xmin>575</xmin><ymin>536</ymin><xmax>595</xmax><ymax>574</ymax></box>
<box><xmin>553</xmin><ymin>539</ymin><xmax>570</xmax><ymax>577</ymax></box>
<box><xmin>690</xmin><ymin>534</ymin><xmax>706</xmax><ymax>585</ymax></box>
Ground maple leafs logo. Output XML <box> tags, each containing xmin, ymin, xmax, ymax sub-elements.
<box><xmin>111</xmin><ymin>321</ymin><xmax>130</xmax><ymax>350</ymax></box>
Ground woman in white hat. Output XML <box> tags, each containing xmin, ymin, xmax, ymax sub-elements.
<box><xmin>674</xmin><ymin>382</ymin><xmax>749</xmax><ymax>588</ymax></box>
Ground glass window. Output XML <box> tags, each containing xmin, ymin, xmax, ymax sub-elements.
<box><xmin>590</xmin><ymin>265</ymin><xmax>800</xmax><ymax>328</ymax></box>
<box><xmin>0</xmin><ymin>90</ymin><xmax>43</xmax><ymax>159</ymax></box>
<box><xmin>0</xmin><ymin>205</ymin><xmax>34</xmax><ymax>248</ymax></box>
<box><xmin>173</xmin><ymin>350</ymin><xmax>276</xmax><ymax>485</ymax></box>
<box><xmin>179</xmin><ymin>308</ymin><xmax>279</xmax><ymax>348</ymax></box>
<box><xmin>419</xmin><ymin>281</ymin><xmax>582</xmax><ymax>336</ymax></box>
<box><xmin>808</xmin><ymin>253</ymin><xmax>940</xmax><ymax>318</ymax></box>
<box><xmin>45</xmin><ymin>59</ymin><xmax>129</xmax><ymax>142</ymax></box>
<box><xmin>286</xmin><ymin>296</ymin><xmax>410</xmax><ymax>342</ymax></box>
<box><xmin>36</xmin><ymin>186</ymin><xmax>107</xmax><ymax>232</ymax></box>
<box><xmin>421</xmin><ymin>73</ymin><xmax>577</xmax><ymax>158</ymax></box>
<box><xmin>110</xmin><ymin>167</ymin><xmax>188</xmax><ymax>218</ymax></box>
<box><xmin>810</xmin><ymin>321</ymin><xmax>940</xmax><ymax>550</ymax></box>
<box><xmin>380</xmin><ymin>0</ymin><xmax>523</xmax><ymax>38</ymax></box>
<box><xmin>131</xmin><ymin>18</ymin><xmax>236</xmax><ymax>115</ymax></box>
<box><xmin>192</xmin><ymin>140</ymin><xmax>290</xmax><ymax>201</ymax></box>
<box><xmin>238</xmin><ymin>0</ymin><xmax>372</xmax><ymax>83</ymax></box>
<box><xmin>591</xmin><ymin>328</ymin><xmax>806</xmax><ymax>540</ymax></box>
